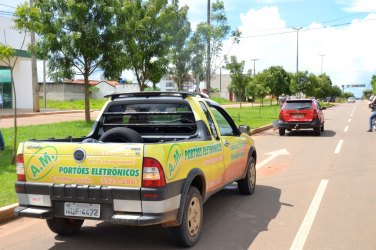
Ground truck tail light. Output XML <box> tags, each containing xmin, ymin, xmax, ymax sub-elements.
<box><xmin>142</xmin><ymin>157</ymin><xmax>166</xmax><ymax>188</ymax></box>
<box><xmin>279</xmin><ymin>110</ymin><xmax>284</xmax><ymax>121</ymax></box>
<box><xmin>16</xmin><ymin>154</ymin><xmax>26</xmax><ymax>181</ymax></box>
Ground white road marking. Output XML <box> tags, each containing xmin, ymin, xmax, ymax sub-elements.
<box><xmin>290</xmin><ymin>179</ymin><xmax>329</xmax><ymax>250</ymax></box>
<box><xmin>256</xmin><ymin>149</ymin><xmax>290</xmax><ymax>169</ymax></box>
<box><xmin>348</xmin><ymin>118</ymin><xmax>351</xmax><ymax>123</ymax></box>
<box><xmin>344</xmin><ymin>126</ymin><xmax>349</xmax><ymax>133</ymax></box>
<box><xmin>334</xmin><ymin>140</ymin><xmax>344</xmax><ymax>154</ymax></box>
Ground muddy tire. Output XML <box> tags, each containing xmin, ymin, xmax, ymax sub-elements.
<box><xmin>238</xmin><ymin>157</ymin><xmax>256</xmax><ymax>195</ymax></box>
<box><xmin>170</xmin><ymin>187</ymin><xmax>203</xmax><ymax>247</ymax></box>
<box><xmin>46</xmin><ymin>217</ymin><xmax>84</xmax><ymax>235</ymax></box>
<box><xmin>99</xmin><ymin>127</ymin><xmax>144</xmax><ymax>143</ymax></box>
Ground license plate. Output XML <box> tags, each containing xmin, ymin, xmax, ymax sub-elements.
<box><xmin>293</xmin><ymin>114</ymin><xmax>304</xmax><ymax>118</ymax></box>
<box><xmin>64</xmin><ymin>202</ymin><xmax>100</xmax><ymax>218</ymax></box>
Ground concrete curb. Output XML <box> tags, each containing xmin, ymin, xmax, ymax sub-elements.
<box><xmin>251</xmin><ymin>124</ymin><xmax>273</xmax><ymax>135</ymax></box>
<box><xmin>0</xmin><ymin>203</ymin><xmax>18</xmax><ymax>224</ymax></box>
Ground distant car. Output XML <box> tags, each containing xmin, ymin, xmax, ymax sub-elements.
<box><xmin>347</xmin><ymin>97</ymin><xmax>356</xmax><ymax>103</ymax></box>
<box><xmin>277</xmin><ymin>99</ymin><xmax>325</xmax><ymax>136</ymax></box>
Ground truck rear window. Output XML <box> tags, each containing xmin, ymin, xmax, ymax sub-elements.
<box><xmin>102</xmin><ymin>103</ymin><xmax>196</xmax><ymax>135</ymax></box>
<box><xmin>284</xmin><ymin>101</ymin><xmax>313</xmax><ymax>110</ymax></box>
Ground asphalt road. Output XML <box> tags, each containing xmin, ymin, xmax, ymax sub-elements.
<box><xmin>0</xmin><ymin>101</ymin><xmax>375</xmax><ymax>250</ymax></box>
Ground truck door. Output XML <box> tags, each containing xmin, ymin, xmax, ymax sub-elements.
<box><xmin>208</xmin><ymin>105</ymin><xmax>248</xmax><ymax>184</ymax></box>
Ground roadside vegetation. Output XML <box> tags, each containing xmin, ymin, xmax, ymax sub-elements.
<box><xmin>0</xmin><ymin>121</ymin><xmax>94</xmax><ymax>207</ymax></box>
<box><xmin>39</xmin><ymin>98</ymin><xmax>107</xmax><ymax>110</ymax></box>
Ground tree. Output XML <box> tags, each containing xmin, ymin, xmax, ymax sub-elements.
<box><xmin>195</xmin><ymin>1</ymin><xmax>231</xmax><ymax>95</ymax></box>
<box><xmin>189</xmin><ymin>32</ymin><xmax>206</xmax><ymax>92</ymax></box>
<box><xmin>263</xmin><ymin>66</ymin><xmax>291</xmax><ymax>104</ymax></box>
<box><xmin>291</xmin><ymin>71</ymin><xmax>310</xmax><ymax>97</ymax></box>
<box><xmin>363</xmin><ymin>89</ymin><xmax>373</xmax><ymax>99</ymax></box>
<box><xmin>167</xmin><ymin>2</ymin><xmax>191</xmax><ymax>91</ymax></box>
<box><xmin>371</xmin><ymin>75</ymin><xmax>376</xmax><ymax>93</ymax></box>
<box><xmin>15</xmin><ymin>0</ymin><xmax>121</xmax><ymax>122</ymax></box>
<box><xmin>225</xmin><ymin>56</ymin><xmax>250</xmax><ymax>108</ymax></box>
<box><xmin>107</xmin><ymin>0</ymin><xmax>177</xmax><ymax>91</ymax></box>
<box><xmin>0</xmin><ymin>43</ymin><xmax>23</xmax><ymax>163</ymax></box>
<box><xmin>251</xmin><ymin>71</ymin><xmax>272</xmax><ymax>107</ymax></box>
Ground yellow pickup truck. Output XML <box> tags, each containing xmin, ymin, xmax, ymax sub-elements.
<box><xmin>14</xmin><ymin>92</ymin><xmax>257</xmax><ymax>246</ymax></box>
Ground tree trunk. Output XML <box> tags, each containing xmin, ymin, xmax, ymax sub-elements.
<box><xmin>84</xmin><ymin>73</ymin><xmax>91</xmax><ymax>122</ymax></box>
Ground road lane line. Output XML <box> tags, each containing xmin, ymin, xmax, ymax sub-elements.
<box><xmin>334</xmin><ymin>140</ymin><xmax>344</xmax><ymax>154</ymax></box>
<box><xmin>348</xmin><ymin>118</ymin><xmax>351</xmax><ymax>123</ymax></box>
<box><xmin>256</xmin><ymin>149</ymin><xmax>290</xmax><ymax>169</ymax></box>
<box><xmin>290</xmin><ymin>179</ymin><xmax>329</xmax><ymax>250</ymax></box>
<box><xmin>344</xmin><ymin>126</ymin><xmax>349</xmax><ymax>133</ymax></box>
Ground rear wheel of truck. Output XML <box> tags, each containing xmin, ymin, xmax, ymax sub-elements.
<box><xmin>99</xmin><ymin>127</ymin><xmax>144</xmax><ymax>143</ymax></box>
<box><xmin>46</xmin><ymin>217</ymin><xmax>84</xmax><ymax>235</ymax></box>
<box><xmin>279</xmin><ymin>129</ymin><xmax>285</xmax><ymax>136</ymax></box>
<box><xmin>170</xmin><ymin>187</ymin><xmax>202</xmax><ymax>247</ymax></box>
<box><xmin>238</xmin><ymin>157</ymin><xmax>256</xmax><ymax>195</ymax></box>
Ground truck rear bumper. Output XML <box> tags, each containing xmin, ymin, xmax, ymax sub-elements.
<box><xmin>277</xmin><ymin>119</ymin><xmax>322</xmax><ymax>130</ymax></box>
<box><xmin>15</xmin><ymin>180</ymin><xmax>184</xmax><ymax>226</ymax></box>
<box><xmin>14</xmin><ymin>205</ymin><xmax>178</xmax><ymax>226</ymax></box>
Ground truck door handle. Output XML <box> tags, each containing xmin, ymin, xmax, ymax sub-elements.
<box><xmin>223</xmin><ymin>141</ymin><xmax>230</xmax><ymax>147</ymax></box>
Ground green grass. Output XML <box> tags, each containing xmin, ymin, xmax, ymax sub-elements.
<box><xmin>39</xmin><ymin>98</ymin><xmax>107</xmax><ymax>110</ymax></box>
<box><xmin>225</xmin><ymin>104</ymin><xmax>280</xmax><ymax>130</ymax></box>
<box><xmin>211</xmin><ymin>97</ymin><xmax>232</xmax><ymax>104</ymax></box>
<box><xmin>0</xmin><ymin>121</ymin><xmax>94</xmax><ymax>207</ymax></box>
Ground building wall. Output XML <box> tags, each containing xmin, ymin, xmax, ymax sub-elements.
<box><xmin>39</xmin><ymin>83</ymin><xmax>85</xmax><ymax>101</ymax></box>
<box><xmin>115</xmin><ymin>83</ymin><xmax>140</xmax><ymax>93</ymax></box>
<box><xmin>13</xmin><ymin>59</ymin><xmax>33</xmax><ymax>108</ymax></box>
<box><xmin>92</xmin><ymin>82</ymin><xmax>116</xmax><ymax>99</ymax></box>
<box><xmin>0</xmin><ymin>17</ymin><xmax>30</xmax><ymax>50</ymax></box>
<box><xmin>211</xmin><ymin>73</ymin><xmax>232</xmax><ymax>100</ymax></box>
<box><xmin>0</xmin><ymin>16</ymin><xmax>33</xmax><ymax>109</ymax></box>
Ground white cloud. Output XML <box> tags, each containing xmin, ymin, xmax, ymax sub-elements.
<box><xmin>339</xmin><ymin>0</ymin><xmax>376</xmax><ymax>12</ymax></box>
<box><xmin>220</xmin><ymin>7</ymin><xmax>376</xmax><ymax>96</ymax></box>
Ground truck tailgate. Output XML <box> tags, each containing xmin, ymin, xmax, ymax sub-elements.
<box><xmin>22</xmin><ymin>142</ymin><xmax>144</xmax><ymax>188</ymax></box>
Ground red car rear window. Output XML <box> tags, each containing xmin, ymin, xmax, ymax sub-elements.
<box><xmin>284</xmin><ymin>101</ymin><xmax>313</xmax><ymax>110</ymax></box>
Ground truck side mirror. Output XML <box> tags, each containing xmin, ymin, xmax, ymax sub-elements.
<box><xmin>239</xmin><ymin>125</ymin><xmax>250</xmax><ymax>134</ymax></box>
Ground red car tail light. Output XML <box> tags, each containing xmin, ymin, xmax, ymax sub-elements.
<box><xmin>142</xmin><ymin>157</ymin><xmax>166</xmax><ymax>188</ymax></box>
<box><xmin>279</xmin><ymin>110</ymin><xmax>284</xmax><ymax>121</ymax></box>
<box><xmin>313</xmin><ymin>110</ymin><xmax>319</xmax><ymax>119</ymax></box>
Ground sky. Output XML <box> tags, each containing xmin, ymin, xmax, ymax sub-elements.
<box><xmin>180</xmin><ymin>0</ymin><xmax>376</xmax><ymax>97</ymax></box>
<box><xmin>1</xmin><ymin>0</ymin><xmax>376</xmax><ymax>97</ymax></box>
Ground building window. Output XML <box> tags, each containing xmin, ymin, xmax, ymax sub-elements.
<box><xmin>0</xmin><ymin>66</ymin><xmax>12</xmax><ymax>109</ymax></box>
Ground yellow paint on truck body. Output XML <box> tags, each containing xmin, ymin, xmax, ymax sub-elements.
<box><xmin>22</xmin><ymin>142</ymin><xmax>144</xmax><ymax>188</ymax></box>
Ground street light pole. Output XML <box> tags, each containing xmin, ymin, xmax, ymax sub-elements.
<box><xmin>319</xmin><ymin>54</ymin><xmax>325</xmax><ymax>74</ymax></box>
<box><xmin>250</xmin><ymin>58</ymin><xmax>259</xmax><ymax>77</ymax></box>
<box><xmin>292</xmin><ymin>27</ymin><xmax>302</xmax><ymax>73</ymax></box>
<box><xmin>206</xmin><ymin>0</ymin><xmax>211</xmax><ymax>96</ymax></box>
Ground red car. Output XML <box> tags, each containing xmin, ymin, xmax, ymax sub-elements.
<box><xmin>277</xmin><ymin>99</ymin><xmax>325</xmax><ymax>136</ymax></box>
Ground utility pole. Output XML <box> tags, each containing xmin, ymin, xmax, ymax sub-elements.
<box><xmin>250</xmin><ymin>58</ymin><xmax>259</xmax><ymax>77</ymax></box>
<box><xmin>206</xmin><ymin>0</ymin><xmax>211</xmax><ymax>96</ymax></box>
<box><xmin>30</xmin><ymin>0</ymin><xmax>40</xmax><ymax>112</ymax></box>
<box><xmin>292</xmin><ymin>27</ymin><xmax>302</xmax><ymax>73</ymax></box>
<box><xmin>43</xmin><ymin>60</ymin><xmax>46</xmax><ymax>109</ymax></box>
<box><xmin>319</xmin><ymin>54</ymin><xmax>325</xmax><ymax>74</ymax></box>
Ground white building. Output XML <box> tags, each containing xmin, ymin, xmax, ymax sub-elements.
<box><xmin>0</xmin><ymin>16</ymin><xmax>33</xmax><ymax>109</ymax></box>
